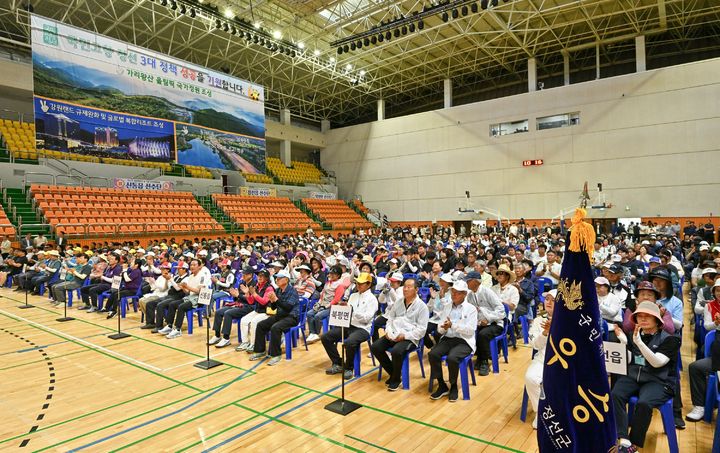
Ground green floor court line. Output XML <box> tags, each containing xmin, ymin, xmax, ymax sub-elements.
<box><xmin>0</xmin><ymin>349</ymin><xmax>87</xmax><ymax>371</ymax></box>
<box><xmin>345</xmin><ymin>434</ymin><xmax>396</xmax><ymax>453</ymax></box>
<box><xmin>2</xmin><ymin>297</ymin><xmax>254</xmax><ymax>373</ymax></box>
<box><xmin>231</xmin><ymin>401</ymin><xmax>365</xmax><ymax>453</ymax></box>
<box><xmin>6</xmin><ymin>297</ymin><xmax>253</xmax><ymax>373</ymax></box>
<box><xmin>2</xmin><ymin>366</ymin><xmax>232</xmax><ymax>446</ymax></box>
<box><xmin>283</xmin><ymin>381</ymin><xmax>524</xmax><ymax>453</ymax></box>
<box><xmin>0</xmin><ymin>310</ymin><xmax>203</xmax><ymax>393</ymax></box>
<box><xmin>111</xmin><ymin>382</ymin><xmax>298</xmax><ymax>452</ymax></box>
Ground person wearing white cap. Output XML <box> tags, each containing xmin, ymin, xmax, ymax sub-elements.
<box><xmin>595</xmin><ymin>276</ymin><xmax>623</xmax><ymax>325</ymax></box>
<box><xmin>525</xmin><ymin>289</ymin><xmax>556</xmax><ymax>428</ymax></box>
<box><xmin>250</xmin><ymin>270</ymin><xmax>300</xmax><ymax>366</ymax></box>
<box><xmin>305</xmin><ymin>266</ymin><xmax>348</xmax><ymax>344</ymax></box>
<box><xmin>464</xmin><ymin>271</ymin><xmax>505</xmax><ymax>376</ymax></box>
<box><xmin>611</xmin><ymin>301</ymin><xmax>680</xmax><ymax>453</ymax></box>
<box><xmin>292</xmin><ymin>265</ymin><xmax>316</xmax><ymax>299</ymax></box>
<box><xmin>694</xmin><ymin>267</ymin><xmax>718</xmax><ymax>316</ymax></box>
<box><xmin>371</xmin><ymin>272</ymin><xmax>404</xmax><ymax>342</ymax></box>
<box><xmin>686</xmin><ymin>280</ymin><xmax>720</xmax><ymax>422</ymax></box>
<box><xmin>428</xmin><ymin>280</ymin><xmax>477</xmax><ymax>402</ymax></box>
<box><xmin>424</xmin><ymin>273</ymin><xmax>454</xmax><ymax>348</ymax></box>
<box><xmin>370</xmin><ymin>278</ymin><xmax>429</xmax><ymax>391</ymax></box>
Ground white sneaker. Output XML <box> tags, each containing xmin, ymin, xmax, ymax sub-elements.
<box><xmin>208</xmin><ymin>335</ymin><xmax>221</xmax><ymax>345</ymax></box>
<box><xmin>532</xmin><ymin>416</ymin><xmax>537</xmax><ymax>430</ymax></box>
<box><xmin>235</xmin><ymin>342</ymin><xmax>250</xmax><ymax>352</ymax></box>
<box><xmin>685</xmin><ymin>406</ymin><xmax>705</xmax><ymax>422</ymax></box>
<box><xmin>306</xmin><ymin>333</ymin><xmax>319</xmax><ymax>343</ymax></box>
<box><xmin>166</xmin><ymin>329</ymin><xmax>182</xmax><ymax>339</ymax></box>
<box><xmin>158</xmin><ymin>325</ymin><xmax>172</xmax><ymax>335</ymax></box>
<box><xmin>216</xmin><ymin>338</ymin><xmax>231</xmax><ymax>348</ymax></box>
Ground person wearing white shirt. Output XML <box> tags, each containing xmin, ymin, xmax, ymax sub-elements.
<box><xmin>321</xmin><ymin>272</ymin><xmax>379</xmax><ymax>380</ymax></box>
<box><xmin>525</xmin><ymin>289</ymin><xmax>556</xmax><ymax>429</ymax></box>
<box><xmin>428</xmin><ymin>280</ymin><xmax>477</xmax><ymax>402</ymax></box>
<box><xmin>371</xmin><ymin>272</ymin><xmax>404</xmax><ymax>341</ymax></box>
<box><xmin>425</xmin><ymin>273</ymin><xmax>454</xmax><ymax>347</ymax></box>
<box><xmin>595</xmin><ymin>276</ymin><xmax>623</xmax><ymax>324</ymax></box>
<box><xmin>465</xmin><ymin>271</ymin><xmax>506</xmax><ymax>376</ymax></box>
<box><xmin>138</xmin><ymin>266</ymin><xmax>171</xmax><ymax>325</ymax></box>
<box><xmin>370</xmin><ymin>278</ymin><xmax>429</xmax><ymax>391</ymax></box>
<box><xmin>492</xmin><ymin>264</ymin><xmax>520</xmax><ymax>320</ymax></box>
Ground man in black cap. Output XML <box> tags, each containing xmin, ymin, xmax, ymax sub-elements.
<box><xmin>606</xmin><ymin>264</ymin><xmax>633</xmax><ymax>311</ymax></box>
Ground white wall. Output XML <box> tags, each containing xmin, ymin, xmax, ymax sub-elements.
<box><xmin>322</xmin><ymin>57</ymin><xmax>720</xmax><ymax>221</ymax></box>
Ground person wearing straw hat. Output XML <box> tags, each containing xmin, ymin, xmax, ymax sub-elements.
<box><xmin>685</xmin><ymin>279</ymin><xmax>720</xmax><ymax>422</ymax></box>
<box><xmin>611</xmin><ymin>301</ymin><xmax>681</xmax><ymax>453</ymax></box>
<box><xmin>491</xmin><ymin>263</ymin><xmax>519</xmax><ymax>317</ymax></box>
<box><xmin>320</xmin><ymin>272</ymin><xmax>378</xmax><ymax>380</ymax></box>
<box><xmin>28</xmin><ymin>249</ymin><xmax>62</xmax><ymax>294</ymax></box>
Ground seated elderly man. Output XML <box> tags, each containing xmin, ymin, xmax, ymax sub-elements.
<box><xmin>28</xmin><ymin>249</ymin><xmax>62</xmax><ymax>294</ymax></box>
<box><xmin>428</xmin><ymin>280</ymin><xmax>477</xmax><ymax>402</ymax></box>
<box><xmin>14</xmin><ymin>250</ymin><xmax>46</xmax><ymax>292</ymax></box>
<box><xmin>465</xmin><ymin>271</ymin><xmax>506</xmax><ymax>376</ymax></box>
<box><xmin>370</xmin><ymin>278</ymin><xmax>429</xmax><ymax>391</ymax></box>
<box><xmin>51</xmin><ymin>252</ymin><xmax>91</xmax><ymax>306</ymax></box>
<box><xmin>207</xmin><ymin>266</ymin><xmax>257</xmax><ymax>348</ymax></box>
<box><xmin>0</xmin><ymin>248</ymin><xmax>28</xmax><ymax>287</ymax></box>
<box><xmin>320</xmin><ymin>272</ymin><xmax>378</xmax><ymax>379</ymax></box>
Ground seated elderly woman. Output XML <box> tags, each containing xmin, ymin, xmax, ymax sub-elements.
<box><xmin>611</xmin><ymin>301</ymin><xmax>681</xmax><ymax>453</ymax></box>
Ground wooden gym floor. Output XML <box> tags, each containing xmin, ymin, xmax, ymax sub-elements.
<box><xmin>0</xmin><ymin>286</ymin><xmax>712</xmax><ymax>452</ymax></box>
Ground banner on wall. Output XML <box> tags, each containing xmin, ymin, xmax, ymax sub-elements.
<box><xmin>31</xmin><ymin>15</ymin><xmax>266</xmax><ymax>173</ymax></box>
<box><xmin>113</xmin><ymin>178</ymin><xmax>174</xmax><ymax>191</ymax></box>
<box><xmin>240</xmin><ymin>186</ymin><xmax>276</xmax><ymax>197</ymax></box>
<box><xmin>309</xmin><ymin>192</ymin><xmax>336</xmax><ymax>200</ymax></box>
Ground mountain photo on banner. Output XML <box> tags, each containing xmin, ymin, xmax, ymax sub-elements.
<box><xmin>537</xmin><ymin>211</ymin><xmax>616</xmax><ymax>453</ymax></box>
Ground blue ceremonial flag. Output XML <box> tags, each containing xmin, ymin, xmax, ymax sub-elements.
<box><xmin>537</xmin><ymin>208</ymin><xmax>616</xmax><ymax>453</ymax></box>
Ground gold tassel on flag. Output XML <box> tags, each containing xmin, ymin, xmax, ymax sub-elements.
<box><xmin>569</xmin><ymin>207</ymin><xmax>596</xmax><ymax>257</ymax></box>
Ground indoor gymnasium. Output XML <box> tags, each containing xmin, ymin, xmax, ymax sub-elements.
<box><xmin>0</xmin><ymin>0</ymin><xmax>718</xmax><ymax>451</ymax></box>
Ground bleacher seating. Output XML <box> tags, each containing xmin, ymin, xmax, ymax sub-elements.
<box><xmin>243</xmin><ymin>172</ymin><xmax>274</xmax><ymax>184</ymax></box>
<box><xmin>302</xmin><ymin>198</ymin><xmax>373</xmax><ymax>229</ymax></box>
<box><xmin>0</xmin><ymin>119</ymin><xmax>38</xmax><ymax>160</ymax></box>
<box><xmin>351</xmin><ymin>199</ymin><xmax>370</xmax><ymax>215</ymax></box>
<box><xmin>212</xmin><ymin>194</ymin><xmax>320</xmax><ymax>232</ymax></box>
<box><xmin>0</xmin><ymin>204</ymin><xmax>15</xmax><ymax>236</ymax></box>
<box><xmin>266</xmin><ymin>157</ymin><xmax>323</xmax><ymax>185</ymax></box>
<box><xmin>30</xmin><ymin>184</ymin><xmax>223</xmax><ymax>236</ymax></box>
<box><xmin>185</xmin><ymin>165</ymin><xmax>213</xmax><ymax>179</ymax></box>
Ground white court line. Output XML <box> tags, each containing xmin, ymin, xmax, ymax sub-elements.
<box><xmin>0</xmin><ymin>308</ymin><xmax>162</xmax><ymax>371</ymax></box>
<box><xmin>161</xmin><ymin>348</ymin><xmax>236</xmax><ymax>372</ymax></box>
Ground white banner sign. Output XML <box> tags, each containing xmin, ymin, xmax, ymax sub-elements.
<box><xmin>114</xmin><ymin>178</ymin><xmax>174</xmax><ymax>191</ymax></box>
<box><xmin>240</xmin><ymin>186</ymin><xmax>276</xmax><ymax>197</ymax></box>
<box><xmin>328</xmin><ymin>304</ymin><xmax>352</xmax><ymax>328</ymax></box>
<box><xmin>310</xmin><ymin>191</ymin><xmax>336</xmax><ymax>200</ymax></box>
<box><xmin>603</xmin><ymin>341</ymin><xmax>627</xmax><ymax>375</ymax></box>
<box><xmin>111</xmin><ymin>275</ymin><xmax>122</xmax><ymax>290</ymax></box>
<box><xmin>197</xmin><ymin>287</ymin><xmax>214</xmax><ymax>306</ymax></box>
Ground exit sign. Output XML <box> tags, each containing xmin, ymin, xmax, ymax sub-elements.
<box><xmin>523</xmin><ymin>159</ymin><xmax>544</xmax><ymax>167</ymax></box>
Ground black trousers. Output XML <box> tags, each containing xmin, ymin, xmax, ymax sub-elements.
<box><xmin>254</xmin><ymin>315</ymin><xmax>298</xmax><ymax>357</ymax></box>
<box><xmin>370</xmin><ymin>336</ymin><xmax>416</xmax><ymax>384</ymax></box>
<box><xmin>213</xmin><ymin>305</ymin><xmax>253</xmax><ymax>339</ymax></box>
<box><xmin>167</xmin><ymin>298</ymin><xmax>194</xmax><ymax>330</ymax></box>
<box><xmin>428</xmin><ymin>336</ymin><xmax>472</xmax><ymax>389</ymax></box>
<box><xmin>106</xmin><ymin>289</ymin><xmax>136</xmax><ymax>312</ymax></box>
<box><xmin>321</xmin><ymin>326</ymin><xmax>369</xmax><ymax>370</ymax></box>
<box><xmin>689</xmin><ymin>357</ymin><xmax>712</xmax><ymax>406</ymax></box>
<box><xmin>16</xmin><ymin>271</ymin><xmax>38</xmax><ymax>289</ymax></box>
<box><xmin>476</xmin><ymin>323</ymin><xmax>503</xmax><ymax>362</ymax></box>
<box><xmin>424</xmin><ymin>321</ymin><xmax>440</xmax><ymax>348</ymax></box>
<box><xmin>30</xmin><ymin>274</ymin><xmax>52</xmax><ymax>292</ymax></box>
<box><xmin>148</xmin><ymin>295</ymin><xmax>182</xmax><ymax>326</ymax></box>
<box><xmin>82</xmin><ymin>283</ymin><xmax>111</xmax><ymax>307</ymax></box>
<box><xmin>371</xmin><ymin>316</ymin><xmax>387</xmax><ymax>341</ymax></box>
<box><xmin>611</xmin><ymin>377</ymin><xmax>674</xmax><ymax>447</ymax></box>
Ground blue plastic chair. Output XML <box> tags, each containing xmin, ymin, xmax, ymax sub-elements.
<box><xmin>67</xmin><ymin>277</ymin><xmax>90</xmax><ymax>307</ymax></box>
<box><xmin>38</xmin><ymin>272</ymin><xmax>60</xmax><ymax>296</ymax></box>
<box><xmin>489</xmin><ymin>304</ymin><xmax>510</xmax><ymax>374</ymax></box>
<box><xmin>4</xmin><ymin>275</ymin><xmax>12</xmax><ymax>288</ymax></box>
<box><xmin>186</xmin><ymin>305</ymin><xmax>205</xmax><ymax>335</ymax></box>
<box><xmin>427</xmin><ymin>353</ymin><xmax>476</xmax><ymax>400</ymax></box>
<box><xmin>377</xmin><ymin>272</ymin><xmax>387</xmax><ymax>278</ymax></box>
<box><xmin>377</xmin><ymin>338</ymin><xmax>425</xmax><ymax>390</ymax></box>
<box><xmin>120</xmin><ymin>285</ymin><xmax>143</xmax><ymax>318</ymax></box>
<box><xmin>518</xmin><ymin>315</ymin><xmax>530</xmax><ymax>344</ymax></box>
<box><xmin>704</xmin><ymin>330</ymin><xmax>718</xmax><ymax>422</ymax></box>
<box><xmin>284</xmin><ymin>298</ymin><xmax>309</xmax><ymax>360</ymax></box>
<box><xmin>337</xmin><ymin>323</ymin><xmax>375</xmax><ymax>377</ymax></box>
<box><xmin>403</xmin><ymin>273</ymin><xmax>419</xmax><ymax>281</ymax></box>
<box><xmin>627</xmin><ymin>396</ymin><xmax>678</xmax><ymax>453</ymax></box>
<box><xmin>418</xmin><ymin>287</ymin><xmax>430</xmax><ymax>303</ymax></box>
<box><xmin>713</xmin><ymin>390</ymin><xmax>720</xmax><ymax>453</ymax></box>
<box><xmin>97</xmin><ymin>289</ymin><xmax>113</xmax><ymax>311</ymax></box>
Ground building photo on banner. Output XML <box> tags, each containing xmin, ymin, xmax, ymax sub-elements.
<box><xmin>30</xmin><ymin>14</ymin><xmax>266</xmax><ymax>174</ymax></box>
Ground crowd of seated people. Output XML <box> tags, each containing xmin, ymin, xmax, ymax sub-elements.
<box><xmin>0</xmin><ymin>219</ymin><xmax>717</xmax><ymax>428</ymax></box>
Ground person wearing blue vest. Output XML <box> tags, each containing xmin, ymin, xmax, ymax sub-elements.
<box><xmin>250</xmin><ymin>270</ymin><xmax>299</xmax><ymax>366</ymax></box>
<box><xmin>611</xmin><ymin>301</ymin><xmax>681</xmax><ymax>453</ymax></box>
